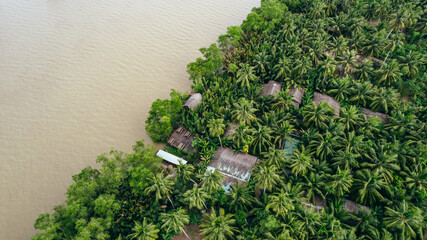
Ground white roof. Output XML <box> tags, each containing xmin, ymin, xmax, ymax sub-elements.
<box><xmin>156</xmin><ymin>150</ymin><xmax>187</xmax><ymax>165</ymax></box>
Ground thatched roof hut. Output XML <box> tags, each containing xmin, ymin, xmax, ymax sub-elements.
<box><xmin>343</xmin><ymin>199</ymin><xmax>370</xmax><ymax>213</ymax></box>
<box><xmin>313</xmin><ymin>92</ymin><xmax>340</xmax><ymax>117</ymax></box>
<box><xmin>289</xmin><ymin>88</ymin><xmax>304</xmax><ymax>107</ymax></box>
<box><xmin>183</xmin><ymin>93</ymin><xmax>202</xmax><ymax>110</ymax></box>
<box><xmin>223</xmin><ymin>124</ymin><xmax>238</xmax><ymax>138</ymax></box>
<box><xmin>207</xmin><ymin>147</ymin><xmax>258</xmax><ymax>191</ymax></box>
<box><xmin>167</xmin><ymin>127</ymin><xmax>195</xmax><ymax>152</ymax></box>
<box><xmin>261</xmin><ymin>81</ymin><xmax>282</xmax><ymax>96</ymax></box>
<box><xmin>361</xmin><ymin>108</ymin><xmax>389</xmax><ymax>123</ymax></box>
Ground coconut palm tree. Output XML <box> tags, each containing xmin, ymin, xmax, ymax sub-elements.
<box><xmin>176</xmin><ymin>163</ymin><xmax>196</xmax><ymax>185</ymax></box>
<box><xmin>127</xmin><ymin>218</ymin><xmax>159</xmax><ymax>240</ymax></box>
<box><xmin>309</xmin><ymin>131</ymin><xmax>339</xmax><ymax>161</ymax></box>
<box><xmin>200</xmin><ymin>208</ymin><xmax>238</xmax><ymax>240</ymax></box>
<box><xmin>263</xmin><ymin>148</ymin><xmax>287</xmax><ymax>169</ymax></box>
<box><xmin>228</xmin><ymin>182</ymin><xmax>257</xmax><ymax>212</ymax></box>
<box><xmin>383</xmin><ymin>201</ymin><xmax>424</xmax><ymax>240</ymax></box>
<box><xmin>326</xmin><ymin>168</ymin><xmax>353</xmax><ymax>198</ymax></box>
<box><xmin>144</xmin><ymin>173</ymin><xmax>175</xmax><ymax>208</ymax></box>
<box><xmin>354</xmin><ymin>59</ymin><xmax>373</xmax><ymax>82</ymax></box>
<box><xmin>253</xmin><ymin>49</ymin><xmax>271</xmax><ymax>76</ymax></box>
<box><xmin>317</xmin><ymin>56</ymin><xmax>336</xmax><ymax>90</ymax></box>
<box><xmin>272</xmin><ymin>90</ymin><xmax>293</xmax><ymax>112</ymax></box>
<box><xmin>375</xmin><ymin>60</ymin><xmax>402</xmax><ymax>86</ymax></box>
<box><xmin>361</xmin><ymin>141</ymin><xmax>400</xmax><ymax>183</ymax></box>
<box><xmin>199</xmin><ymin>169</ymin><xmax>224</xmax><ymax>195</ymax></box>
<box><xmin>327</xmin><ymin>77</ymin><xmax>351</xmax><ymax>101</ymax></box>
<box><xmin>183</xmin><ymin>184</ymin><xmax>209</xmax><ymax>210</ymax></box>
<box><xmin>250</xmin><ymin>124</ymin><xmax>273</xmax><ymax>155</ymax></box>
<box><xmin>301</xmin><ymin>172</ymin><xmax>326</xmax><ymax>204</ymax></box>
<box><xmin>349</xmin><ymin>81</ymin><xmax>375</xmax><ymax>107</ymax></box>
<box><xmin>336</xmin><ymin>50</ymin><xmax>358</xmax><ymax>76</ymax></box>
<box><xmin>273</xmin><ymin>57</ymin><xmax>292</xmax><ymax>81</ymax></box>
<box><xmin>295</xmin><ymin>208</ymin><xmax>322</xmax><ymax>239</ymax></box>
<box><xmin>361</xmin><ymin>33</ymin><xmax>384</xmax><ymax>58</ymax></box>
<box><xmin>303</xmin><ymin>102</ymin><xmax>334</xmax><ymax>130</ymax></box>
<box><xmin>292</xmin><ymin>56</ymin><xmax>312</xmax><ymax>84</ymax></box>
<box><xmin>208</xmin><ymin>118</ymin><xmax>225</xmax><ymax>147</ymax></box>
<box><xmin>253</xmin><ymin>164</ymin><xmax>282</xmax><ymax>194</ymax></box>
<box><xmin>370</xmin><ymin>88</ymin><xmax>398</xmax><ymax>113</ymax></box>
<box><xmin>236</xmin><ymin>63</ymin><xmax>257</xmax><ymax>90</ymax></box>
<box><xmin>289</xmin><ymin>146</ymin><xmax>313</xmax><ymax>176</ymax></box>
<box><xmin>160</xmin><ymin>209</ymin><xmax>190</xmax><ymax>239</ymax></box>
<box><xmin>386</xmin><ymin>8</ymin><xmax>409</xmax><ymax>39</ymax></box>
<box><xmin>232</xmin><ymin>98</ymin><xmax>258</xmax><ymax>126</ymax></box>
<box><xmin>398</xmin><ymin>50</ymin><xmax>422</xmax><ymax>78</ymax></box>
<box><xmin>332</xmin><ymin>148</ymin><xmax>360</xmax><ymax>170</ymax></box>
<box><xmin>404</xmin><ymin>164</ymin><xmax>426</xmax><ymax>195</ymax></box>
<box><xmin>331</xmin><ymin>36</ymin><xmax>349</xmax><ymax>57</ymax></box>
<box><xmin>229</xmin><ymin>124</ymin><xmax>250</xmax><ymax>149</ymax></box>
<box><xmin>352</xmin><ymin>169</ymin><xmax>389</xmax><ymax>206</ymax></box>
<box><xmin>266</xmin><ymin>189</ymin><xmax>295</xmax><ymax>217</ymax></box>
<box><xmin>339</xmin><ymin>106</ymin><xmax>362</xmax><ymax>131</ymax></box>
<box><xmin>273</xmin><ymin>120</ymin><xmax>296</xmax><ymax>150</ymax></box>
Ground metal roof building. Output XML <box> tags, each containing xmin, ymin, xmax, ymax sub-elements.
<box><xmin>156</xmin><ymin>150</ymin><xmax>187</xmax><ymax>165</ymax></box>
<box><xmin>207</xmin><ymin>147</ymin><xmax>258</xmax><ymax>191</ymax></box>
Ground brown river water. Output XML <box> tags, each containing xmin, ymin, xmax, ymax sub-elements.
<box><xmin>0</xmin><ymin>0</ymin><xmax>259</xmax><ymax>238</ymax></box>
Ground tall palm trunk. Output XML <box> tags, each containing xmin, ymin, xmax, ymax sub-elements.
<box><xmin>180</xmin><ymin>227</ymin><xmax>191</xmax><ymax>240</ymax></box>
<box><xmin>167</xmin><ymin>195</ymin><xmax>175</xmax><ymax>209</ymax></box>
<box><xmin>218</xmin><ymin>136</ymin><xmax>223</xmax><ymax>147</ymax></box>
<box><xmin>386</xmin><ymin>29</ymin><xmax>393</xmax><ymax>40</ymax></box>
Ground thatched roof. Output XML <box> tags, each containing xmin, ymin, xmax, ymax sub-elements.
<box><xmin>343</xmin><ymin>199</ymin><xmax>370</xmax><ymax>213</ymax></box>
<box><xmin>313</xmin><ymin>92</ymin><xmax>340</xmax><ymax>117</ymax></box>
<box><xmin>223</xmin><ymin>124</ymin><xmax>238</xmax><ymax>138</ymax></box>
<box><xmin>361</xmin><ymin>108</ymin><xmax>389</xmax><ymax>123</ymax></box>
<box><xmin>183</xmin><ymin>93</ymin><xmax>202</xmax><ymax>110</ymax></box>
<box><xmin>261</xmin><ymin>81</ymin><xmax>282</xmax><ymax>96</ymax></box>
<box><xmin>167</xmin><ymin>127</ymin><xmax>195</xmax><ymax>152</ymax></box>
<box><xmin>208</xmin><ymin>147</ymin><xmax>258</xmax><ymax>189</ymax></box>
<box><xmin>289</xmin><ymin>88</ymin><xmax>304</xmax><ymax>107</ymax></box>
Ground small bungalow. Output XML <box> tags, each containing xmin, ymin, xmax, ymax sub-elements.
<box><xmin>289</xmin><ymin>88</ymin><xmax>304</xmax><ymax>107</ymax></box>
<box><xmin>206</xmin><ymin>147</ymin><xmax>258</xmax><ymax>192</ymax></box>
<box><xmin>261</xmin><ymin>81</ymin><xmax>282</xmax><ymax>97</ymax></box>
<box><xmin>167</xmin><ymin>127</ymin><xmax>195</xmax><ymax>152</ymax></box>
<box><xmin>313</xmin><ymin>92</ymin><xmax>340</xmax><ymax>117</ymax></box>
<box><xmin>343</xmin><ymin>199</ymin><xmax>370</xmax><ymax>213</ymax></box>
<box><xmin>361</xmin><ymin>108</ymin><xmax>389</xmax><ymax>123</ymax></box>
<box><xmin>183</xmin><ymin>93</ymin><xmax>202</xmax><ymax>110</ymax></box>
<box><xmin>223</xmin><ymin>123</ymin><xmax>238</xmax><ymax>138</ymax></box>
<box><xmin>156</xmin><ymin>150</ymin><xmax>187</xmax><ymax>166</ymax></box>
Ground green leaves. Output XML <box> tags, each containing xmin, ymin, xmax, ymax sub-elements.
<box><xmin>145</xmin><ymin>90</ymin><xmax>183</xmax><ymax>142</ymax></box>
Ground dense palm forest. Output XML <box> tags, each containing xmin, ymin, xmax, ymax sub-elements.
<box><xmin>33</xmin><ymin>0</ymin><xmax>426</xmax><ymax>239</ymax></box>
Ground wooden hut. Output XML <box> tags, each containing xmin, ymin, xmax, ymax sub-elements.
<box><xmin>223</xmin><ymin>124</ymin><xmax>238</xmax><ymax>138</ymax></box>
<box><xmin>183</xmin><ymin>93</ymin><xmax>202</xmax><ymax>110</ymax></box>
<box><xmin>361</xmin><ymin>108</ymin><xmax>389</xmax><ymax>123</ymax></box>
<box><xmin>167</xmin><ymin>127</ymin><xmax>195</xmax><ymax>152</ymax></box>
<box><xmin>289</xmin><ymin>88</ymin><xmax>304</xmax><ymax>107</ymax></box>
<box><xmin>313</xmin><ymin>92</ymin><xmax>340</xmax><ymax>117</ymax></box>
<box><xmin>261</xmin><ymin>81</ymin><xmax>282</xmax><ymax>97</ymax></box>
<box><xmin>343</xmin><ymin>199</ymin><xmax>370</xmax><ymax>213</ymax></box>
<box><xmin>207</xmin><ymin>147</ymin><xmax>258</xmax><ymax>191</ymax></box>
